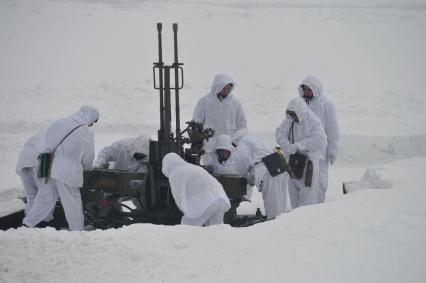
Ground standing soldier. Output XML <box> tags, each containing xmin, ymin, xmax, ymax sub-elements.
<box><xmin>192</xmin><ymin>73</ymin><xmax>247</xmax><ymax>165</ymax></box>
<box><xmin>23</xmin><ymin>106</ymin><xmax>99</xmax><ymax>231</ymax></box>
<box><xmin>299</xmin><ymin>76</ymin><xmax>339</xmax><ymax>202</ymax></box>
<box><xmin>276</xmin><ymin>98</ymin><xmax>327</xmax><ymax>208</ymax></box>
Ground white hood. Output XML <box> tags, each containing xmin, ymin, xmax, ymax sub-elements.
<box><xmin>287</xmin><ymin>97</ymin><xmax>310</xmax><ymax>122</ymax></box>
<box><xmin>215</xmin><ymin>135</ymin><xmax>234</xmax><ymax>152</ymax></box>
<box><xmin>210</xmin><ymin>73</ymin><xmax>235</xmax><ymax>98</ymax></box>
<box><xmin>76</xmin><ymin>105</ymin><xmax>100</xmax><ymax>125</ymax></box>
<box><xmin>127</xmin><ymin>135</ymin><xmax>150</xmax><ymax>156</ymax></box>
<box><xmin>162</xmin><ymin>152</ymin><xmax>187</xmax><ymax>178</ymax></box>
<box><xmin>298</xmin><ymin>75</ymin><xmax>323</xmax><ymax>98</ymax></box>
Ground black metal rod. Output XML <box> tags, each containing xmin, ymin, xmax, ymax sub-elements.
<box><xmin>164</xmin><ymin>67</ymin><xmax>172</xmax><ymax>141</ymax></box>
<box><xmin>173</xmin><ymin>23</ymin><xmax>181</xmax><ymax>144</ymax></box>
<box><xmin>157</xmin><ymin>23</ymin><xmax>165</xmax><ymax>138</ymax></box>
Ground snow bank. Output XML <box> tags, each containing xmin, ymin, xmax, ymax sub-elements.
<box><xmin>1</xmin><ymin>157</ymin><xmax>425</xmax><ymax>282</ymax></box>
<box><xmin>339</xmin><ymin>134</ymin><xmax>426</xmax><ymax>165</ymax></box>
<box><xmin>343</xmin><ymin>165</ymin><xmax>394</xmax><ymax>194</ymax></box>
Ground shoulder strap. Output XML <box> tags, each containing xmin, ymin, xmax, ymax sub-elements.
<box><xmin>53</xmin><ymin>124</ymin><xmax>84</xmax><ymax>151</ymax></box>
<box><xmin>288</xmin><ymin>121</ymin><xmax>295</xmax><ymax>144</ymax></box>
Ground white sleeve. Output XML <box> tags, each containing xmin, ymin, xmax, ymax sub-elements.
<box><xmin>235</xmin><ymin>100</ymin><xmax>247</xmax><ymax>130</ymax></box>
<box><xmin>233</xmin><ymin>143</ymin><xmax>251</xmax><ymax>174</ymax></box>
<box><xmin>192</xmin><ymin>97</ymin><xmax>205</xmax><ymax>123</ymax></box>
<box><xmin>324</xmin><ymin>101</ymin><xmax>339</xmax><ymax>156</ymax></box>
<box><xmin>297</xmin><ymin>119</ymin><xmax>327</xmax><ymax>154</ymax></box>
<box><xmin>82</xmin><ymin>130</ymin><xmax>95</xmax><ymax>170</ymax></box>
<box><xmin>275</xmin><ymin>119</ymin><xmax>293</xmax><ymax>155</ymax></box>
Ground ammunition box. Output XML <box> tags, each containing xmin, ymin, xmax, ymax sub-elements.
<box><xmin>214</xmin><ymin>174</ymin><xmax>247</xmax><ymax>199</ymax></box>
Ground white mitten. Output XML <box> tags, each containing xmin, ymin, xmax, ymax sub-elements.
<box><xmin>328</xmin><ymin>149</ymin><xmax>337</xmax><ymax>165</ymax></box>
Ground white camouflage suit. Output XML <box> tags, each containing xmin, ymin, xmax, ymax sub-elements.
<box><xmin>298</xmin><ymin>76</ymin><xmax>339</xmax><ymax>202</ymax></box>
<box><xmin>228</xmin><ymin>129</ymin><xmax>290</xmax><ymax>220</ymax></box>
<box><xmin>192</xmin><ymin>74</ymin><xmax>247</xmax><ymax>165</ymax></box>
<box><xmin>23</xmin><ymin>106</ymin><xmax>99</xmax><ymax>231</ymax></box>
<box><xmin>275</xmin><ymin>98</ymin><xmax>327</xmax><ymax>208</ymax></box>
<box><xmin>93</xmin><ymin>135</ymin><xmax>150</xmax><ymax>173</ymax></box>
<box><xmin>162</xmin><ymin>153</ymin><xmax>231</xmax><ymax>227</ymax></box>
<box><xmin>211</xmin><ymin>134</ymin><xmax>254</xmax><ymax>201</ymax></box>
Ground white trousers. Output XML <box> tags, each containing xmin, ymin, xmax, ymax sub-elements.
<box><xmin>18</xmin><ymin>168</ymin><xmax>54</xmax><ymax>222</ymax></box>
<box><xmin>288</xmin><ymin>178</ymin><xmax>321</xmax><ymax>209</ymax></box>
<box><xmin>23</xmin><ymin>178</ymin><xmax>84</xmax><ymax>231</ymax></box>
<box><xmin>318</xmin><ymin>159</ymin><xmax>329</xmax><ymax>203</ymax></box>
<box><xmin>18</xmin><ymin>168</ymin><xmax>38</xmax><ymax>215</ymax></box>
<box><xmin>181</xmin><ymin>200</ymin><xmax>228</xmax><ymax>227</ymax></box>
<box><xmin>258</xmin><ymin>169</ymin><xmax>289</xmax><ymax>220</ymax></box>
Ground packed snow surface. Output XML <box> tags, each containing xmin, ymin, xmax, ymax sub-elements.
<box><xmin>1</xmin><ymin>158</ymin><xmax>426</xmax><ymax>282</ymax></box>
<box><xmin>1</xmin><ymin>0</ymin><xmax>426</xmax><ymax>282</ymax></box>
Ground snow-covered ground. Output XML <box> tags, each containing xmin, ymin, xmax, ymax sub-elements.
<box><xmin>1</xmin><ymin>0</ymin><xmax>426</xmax><ymax>282</ymax></box>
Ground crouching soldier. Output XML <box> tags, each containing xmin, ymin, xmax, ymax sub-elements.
<box><xmin>214</xmin><ymin>130</ymin><xmax>289</xmax><ymax>220</ymax></box>
<box><xmin>93</xmin><ymin>135</ymin><xmax>150</xmax><ymax>173</ymax></box>
<box><xmin>93</xmin><ymin>135</ymin><xmax>151</xmax><ymax>208</ymax></box>
<box><xmin>162</xmin><ymin>153</ymin><xmax>231</xmax><ymax>226</ymax></box>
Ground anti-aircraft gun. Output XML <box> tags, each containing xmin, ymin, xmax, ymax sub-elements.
<box><xmin>0</xmin><ymin>23</ymin><xmax>267</xmax><ymax>231</ymax></box>
<box><xmin>77</xmin><ymin>23</ymin><xmax>266</xmax><ymax>229</ymax></box>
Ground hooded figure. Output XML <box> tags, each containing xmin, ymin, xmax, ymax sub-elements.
<box><xmin>162</xmin><ymin>153</ymin><xmax>231</xmax><ymax>226</ymax></box>
<box><xmin>23</xmin><ymin>106</ymin><xmax>99</xmax><ymax>231</ymax></box>
<box><xmin>212</xmin><ymin>135</ymin><xmax>240</xmax><ymax>175</ymax></box>
<box><xmin>192</xmin><ymin>74</ymin><xmax>247</xmax><ymax>165</ymax></box>
<box><xmin>93</xmin><ymin>135</ymin><xmax>151</xmax><ymax>173</ymax></box>
<box><xmin>275</xmin><ymin>97</ymin><xmax>327</xmax><ymax>208</ymax></box>
<box><xmin>298</xmin><ymin>76</ymin><xmax>339</xmax><ymax>202</ymax></box>
<box><xmin>212</xmin><ymin>134</ymin><xmax>254</xmax><ymax>201</ymax></box>
<box><xmin>216</xmin><ymin>129</ymin><xmax>289</xmax><ymax>220</ymax></box>
<box><xmin>15</xmin><ymin>130</ymin><xmax>54</xmax><ymax>222</ymax></box>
